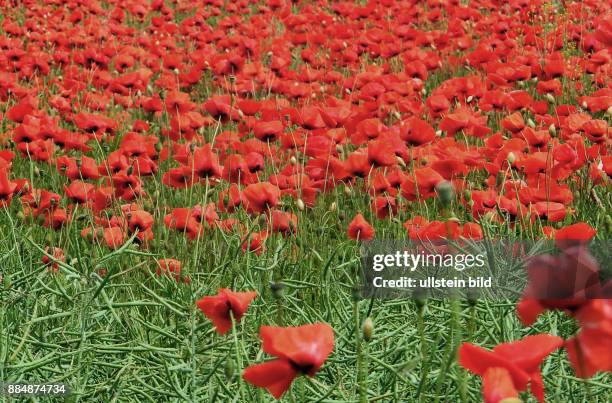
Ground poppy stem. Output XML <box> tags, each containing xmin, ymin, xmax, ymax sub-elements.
<box><xmin>230</xmin><ymin>312</ymin><xmax>243</xmax><ymax>396</ymax></box>
<box><xmin>353</xmin><ymin>299</ymin><xmax>367</xmax><ymax>403</ymax></box>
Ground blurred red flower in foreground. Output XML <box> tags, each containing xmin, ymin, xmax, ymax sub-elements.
<box><xmin>196</xmin><ymin>288</ymin><xmax>257</xmax><ymax>335</ymax></box>
<box><xmin>459</xmin><ymin>334</ymin><xmax>563</xmax><ymax>402</ymax></box>
<box><xmin>243</xmin><ymin>323</ymin><xmax>334</xmax><ymax>399</ymax></box>
<box><xmin>516</xmin><ymin>245</ymin><xmax>608</xmax><ymax>326</ymax></box>
<box><xmin>565</xmin><ymin>299</ymin><xmax>612</xmax><ymax>378</ymax></box>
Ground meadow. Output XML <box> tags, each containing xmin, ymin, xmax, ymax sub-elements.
<box><xmin>0</xmin><ymin>0</ymin><xmax>611</xmax><ymax>402</ymax></box>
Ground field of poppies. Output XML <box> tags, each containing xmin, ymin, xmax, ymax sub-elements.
<box><xmin>1</xmin><ymin>0</ymin><xmax>611</xmax><ymax>402</ymax></box>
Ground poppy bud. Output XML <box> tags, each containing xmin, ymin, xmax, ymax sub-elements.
<box><xmin>344</xmin><ymin>186</ymin><xmax>352</xmax><ymax>196</ymax></box>
<box><xmin>16</xmin><ymin>211</ymin><xmax>25</xmax><ymax>221</ymax></box>
<box><xmin>466</xmin><ymin>95</ymin><xmax>473</xmax><ymax>103</ymax></box>
<box><xmin>34</xmin><ymin>166</ymin><xmax>40</xmax><ymax>176</ymax></box>
<box><xmin>329</xmin><ymin>202</ymin><xmax>337</xmax><ymax>212</ymax></box>
<box><xmin>126</xmin><ymin>166</ymin><xmax>133</xmax><ymax>176</ymax></box>
<box><xmin>507</xmin><ymin>152</ymin><xmax>516</xmax><ymax>164</ymax></box>
<box><xmin>545</xmin><ymin>93</ymin><xmax>555</xmax><ymax>103</ymax></box>
<box><xmin>296</xmin><ymin>199</ymin><xmax>305</xmax><ymax>211</ymax></box>
<box><xmin>435</xmin><ymin>130</ymin><xmax>442</xmax><ymax>136</ymax></box>
<box><xmin>527</xmin><ymin>118</ymin><xmax>535</xmax><ymax>128</ymax></box>
<box><xmin>548</xmin><ymin>124</ymin><xmax>556</xmax><ymax>136</ymax></box>
<box><xmin>290</xmin><ymin>156</ymin><xmax>297</xmax><ymax>165</ymax></box>
<box><xmin>270</xmin><ymin>281</ymin><xmax>284</xmax><ymax>298</ymax></box>
<box><xmin>396</xmin><ymin>156</ymin><xmax>406</xmax><ymax>167</ymax></box>
<box><xmin>606</xmin><ymin>106</ymin><xmax>612</xmax><ymax>117</ymax></box>
<box><xmin>435</xmin><ymin>180</ymin><xmax>454</xmax><ymax>207</ymax></box>
<box><xmin>581</xmin><ymin>101</ymin><xmax>588</xmax><ymax>109</ymax></box>
<box><xmin>499</xmin><ymin>399</ymin><xmax>522</xmax><ymax>403</ymax></box>
<box><xmin>362</xmin><ymin>317</ymin><xmax>374</xmax><ymax>342</ymax></box>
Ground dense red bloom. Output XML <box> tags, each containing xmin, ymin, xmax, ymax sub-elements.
<box><xmin>242</xmin><ymin>183</ymin><xmax>281</xmax><ymax>214</ymax></box>
<box><xmin>188</xmin><ymin>144</ymin><xmax>222</xmax><ymax>179</ymax></box>
<box><xmin>347</xmin><ymin>213</ymin><xmax>375</xmax><ymax>241</ymax></box>
<box><xmin>254</xmin><ymin>120</ymin><xmax>284</xmax><ymax>141</ymax></box>
<box><xmin>243</xmin><ymin>323</ymin><xmax>334</xmax><ymax>399</ymax></box>
<box><xmin>196</xmin><ymin>288</ymin><xmax>257</xmax><ymax>335</ymax></box>
<box><xmin>399</xmin><ymin>118</ymin><xmax>435</xmax><ymax>146</ymax></box>
<box><xmin>400</xmin><ymin>167</ymin><xmax>445</xmax><ymax>201</ymax></box>
<box><xmin>459</xmin><ymin>334</ymin><xmax>563</xmax><ymax>402</ymax></box>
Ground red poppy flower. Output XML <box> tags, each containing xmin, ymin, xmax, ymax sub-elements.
<box><xmin>164</xmin><ymin>208</ymin><xmax>203</xmax><ymax>240</ymax></box>
<box><xmin>0</xmin><ymin>167</ymin><xmax>17</xmax><ymax>208</ymax></box>
<box><xmin>242</xmin><ymin>183</ymin><xmax>281</xmax><ymax>214</ymax></box>
<box><xmin>103</xmin><ymin>227</ymin><xmax>126</xmax><ymax>250</ymax></box>
<box><xmin>268</xmin><ymin>209</ymin><xmax>298</xmax><ymax>235</ymax></box>
<box><xmin>42</xmin><ymin>247</ymin><xmax>65</xmax><ymax>273</ymax></box>
<box><xmin>400</xmin><ymin>167</ymin><xmax>445</xmax><ymax>201</ymax></box>
<box><xmin>517</xmin><ymin>245</ymin><xmax>606</xmax><ymax>326</ymax></box>
<box><xmin>481</xmin><ymin>367</ymin><xmax>520</xmax><ymax>403</ymax></box>
<box><xmin>347</xmin><ymin>213</ymin><xmax>375</xmax><ymax>241</ymax></box>
<box><xmin>459</xmin><ymin>334</ymin><xmax>563</xmax><ymax>402</ymax></box>
<box><xmin>565</xmin><ymin>299</ymin><xmax>612</xmax><ymax>378</ymax></box>
<box><xmin>196</xmin><ymin>288</ymin><xmax>257</xmax><ymax>335</ymax></box>
<box><xmin>188</xmin><ymin>144</ymin><xmax>222</xmax><ymax>179</ymax></box>
<box><xmin>243</xmin><ymin>323</ymin><xmax>334</xmax><ymax>399</ymax></box>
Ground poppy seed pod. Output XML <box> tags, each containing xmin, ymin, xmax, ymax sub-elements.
<box><xmin>362</xmin><ymin>317</ymin><xmax>374</xmax><ymax>342</ymax></box>
<box><xmin>435</xmin><ymin>180</ymin><xmax>454</xmax><ymax>207</ymax></box>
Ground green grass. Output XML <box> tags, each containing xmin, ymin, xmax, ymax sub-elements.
<box><xmin>1</xmin><ymin>178</ymin><xmax>610</xmax><ymax>402</ymax></box>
